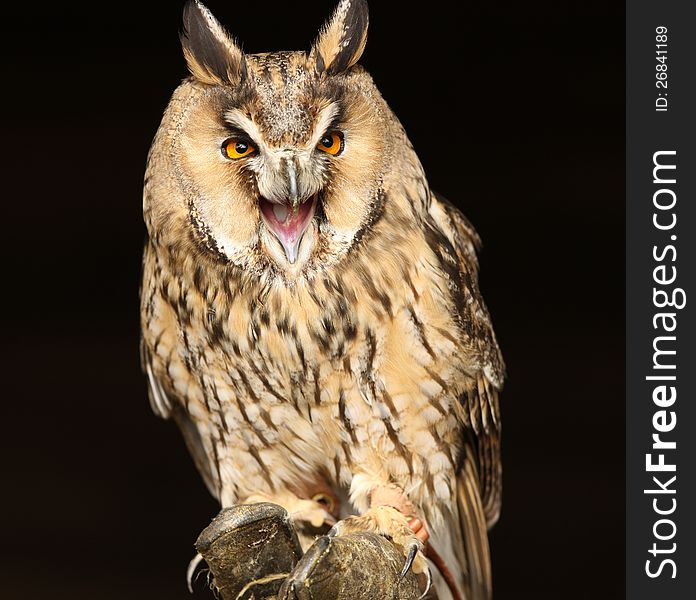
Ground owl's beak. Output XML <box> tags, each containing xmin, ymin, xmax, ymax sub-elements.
<box><xmin>259</xmin><ymin>194</ymin><xmax>318</xmax><ymax>264</ymax></box>
<box><xmin>286</xmin><ymin>160</ymin><xmax>300</xmax><ymax>211</ymax></box>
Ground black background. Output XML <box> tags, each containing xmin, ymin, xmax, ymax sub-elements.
<box><xmin>2</xmin><ymin>1</ymin><xmax>623</xmax><ymax>598</ymax></box>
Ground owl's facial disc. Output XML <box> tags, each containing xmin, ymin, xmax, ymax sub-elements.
<box><xmin>259</xmin><ymin>194</ymin><xmax>318</xmax><ymax>264</ymax></box>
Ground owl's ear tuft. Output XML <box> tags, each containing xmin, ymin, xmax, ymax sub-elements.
<box><xmin>311</xmin><ymin>0</ymin><xmax>369</xmax><ymax>76</ymax></box>
<box><xmin>180</xmin><ymin>0</ymin><xmax>246</xmax><ymax>85</ymax></box>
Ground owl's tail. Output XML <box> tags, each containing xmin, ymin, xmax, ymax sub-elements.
<box><xmin>428</xmin><ymin>448</ymin><xmax>493</xmax><ymax>600</ymax></box>
<box><xmin>454</xmin><ymin>456</ymin><xmax>493</xmax><ymax>600</ymax></box>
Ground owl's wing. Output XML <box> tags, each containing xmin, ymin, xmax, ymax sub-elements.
<box><xmin>427</xmin><ymin>193</ymin><xmax>504</xmax><ymax>599</ymax></box>
<box><xmin>140</xmin><ymin>339</ymin><xmax>218</xmax><ymax>497</ymax></box>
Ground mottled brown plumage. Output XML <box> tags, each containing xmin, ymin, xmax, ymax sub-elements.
<box><xmin>140</xmin><ymin>2</ymin><xmax>504</xmax><ymax>598</ymax></box>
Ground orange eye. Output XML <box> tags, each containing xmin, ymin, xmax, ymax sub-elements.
<box><xmin>317</xmin><ymin>131</ymin><xmax>344</xmax><ymax>156</ymax></box>
<box><xmin>223</xmin><ymin>138</ymin><xmax>256</xmax><ymax>159</ymax></box>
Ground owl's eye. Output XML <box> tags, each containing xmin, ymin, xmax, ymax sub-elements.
<box><xmin>317</xmin><ymin>131</ymin><xmax>344</xmax><ymax>156</ymax></box>
<box><xmin>222</xmin><ymin>138</ymin><xmax>256</xmax><ymax>160</ymax></box>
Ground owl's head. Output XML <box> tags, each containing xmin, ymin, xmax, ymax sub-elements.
<box><xmin>147</xmin><ymin>0</ymin><xmax>406</xmax><ymax>278</ymax></box>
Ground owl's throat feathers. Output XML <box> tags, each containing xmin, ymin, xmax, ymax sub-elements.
<box><xmin>259</xmin><ymin>193</ymin><xmax>318</xmax><ymax>264</ymax></box>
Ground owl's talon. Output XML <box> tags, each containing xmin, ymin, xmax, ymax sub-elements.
<box><xmin>401</xmin><ymin>541</ymin><xmax>433</xmax><ymax>598</ymax></box>
<box><xmin>419</xmin><ymin>567</ymin><xmax>433</xmax><ymax>600</ymax></box>
<box><xmin>327</xmin><ymin>523</ymin><xmax>339</xmax><ymax>538</ymax></box>
<box><xmin>401</xmin><ymin>543</ymin><xmax>419</xmax><ymax>580</ymax></box>
<box><xmin>186</xmin><ymin>552</ymin><xmax>205</xmax><ymax>593</ymax></box>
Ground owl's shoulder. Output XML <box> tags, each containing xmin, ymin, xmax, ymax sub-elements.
<box><xmin>427</xmin><ymin>193</ymin><xmax>481</xmax><ymax>266</ymax></box>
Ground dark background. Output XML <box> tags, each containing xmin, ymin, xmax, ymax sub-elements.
<box><xmin>2</xmin><ymin>1</ymin><xmax>623</xmax><ymax>598</ymax></box>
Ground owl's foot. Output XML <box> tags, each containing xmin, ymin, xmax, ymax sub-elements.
<box><xmin>277</xmin><ymin>531</ymin><xmax>423</xmax><ymax>600</ymax></box>
<box><xmin>370</xmin><ymin>482</ymin><xmax>431</xmax><ymax>544</ymax></box>
<box><xmin>192</xmin><ymin>502</ymin><xmax>303</xmax><ymax>600</ymax></box>
<box><xmin>329</xmin><ymin>506</ymin><xmax>429</xmax><ymax>580</ymax></box>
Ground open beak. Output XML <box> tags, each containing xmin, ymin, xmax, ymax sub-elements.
<box><xmin>259</xmin><ymin>194</ymin><xmax>318</xmax><ymax>263</ymax></box>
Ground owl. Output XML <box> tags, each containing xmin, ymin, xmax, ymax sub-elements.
<box><xmin>140</xmin><ymin>1</ymin><xmax>504</xmax><ymax>599</ymax></box>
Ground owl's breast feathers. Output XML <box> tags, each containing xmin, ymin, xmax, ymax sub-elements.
<box><xmin>141</xmin><ymin>178</ymin><xmax>503</xmax><ymax>524</ymax></box>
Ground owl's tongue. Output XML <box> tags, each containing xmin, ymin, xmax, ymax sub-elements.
<box><xmin>259</xmin><ymin>196</ymin><xmax>317</xmax><ymax>264</ymax></box>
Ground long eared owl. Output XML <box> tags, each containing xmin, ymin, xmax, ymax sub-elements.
<box><xmin>140</xmin><ymin>1</ymin><xmax>504</xmax><ymax>598</ymax></box>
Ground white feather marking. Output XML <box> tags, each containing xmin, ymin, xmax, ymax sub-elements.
<box><xmin>145</xmin><ymin>360</ymin><xmax>171</xmax><ymax>417</ymax></box>
<box><xmin>309</xmin><ymin>104</ymin><xmax>340</xmax><ymax>147</ymax></box>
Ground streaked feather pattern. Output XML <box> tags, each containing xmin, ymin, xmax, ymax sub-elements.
<box><xmin>141</xmin><ymin>2</ymin><xmax>504</xmax><ymax>599</ymax></box>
